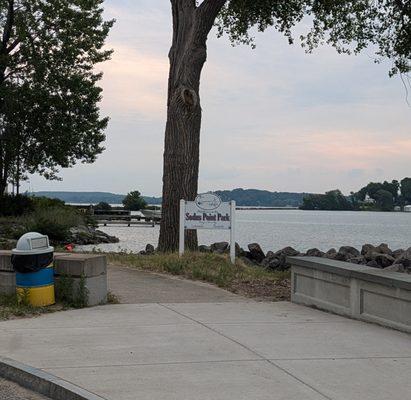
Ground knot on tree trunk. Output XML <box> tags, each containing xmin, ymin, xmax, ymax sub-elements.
<box><xmin>180</xmin><ymin>87</ymin><xmax>198</xmax><ymax>109</ymax></box>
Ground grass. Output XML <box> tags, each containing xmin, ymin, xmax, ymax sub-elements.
<box><xmin>0</xmin><ymin>293</ymin><xmax>63</xmax><ymax>321</ymax></box>
<box><xmin>107</xmin><ymin>251</ymin><xmax>291</xmax><ymax>301</ymax></box>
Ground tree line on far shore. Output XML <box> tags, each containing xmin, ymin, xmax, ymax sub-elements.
<box><xmin>301</xmin><ymin>178</ymin><xmax>411</xmax><ymax>211</ymax></box>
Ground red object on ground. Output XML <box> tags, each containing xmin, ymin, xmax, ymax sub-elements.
<box><xmin>65</xmin><ymin>244</ymin><xmax>74</xmax><ymax>252</ymax></box>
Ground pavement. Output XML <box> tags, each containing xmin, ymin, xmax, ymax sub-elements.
<box><xmin>0</xmin><ymin>378</ymin><xmax>48</xmax><ymax>400</ymax></box>
<box><xmin>0</xmin><ymin>266</ymin><xmax>410</xmax><ymax>400</ymax></box>
<box><xmin>108</xmin><ymin>265</ymin><xmax>243</xmax><ymax>303</ymax></box>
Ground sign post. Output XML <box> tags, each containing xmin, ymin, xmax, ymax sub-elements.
<box><xmin>179</xmin><ymin>194</ymin><xmax>236</xmax><ymax>263</ymax></box>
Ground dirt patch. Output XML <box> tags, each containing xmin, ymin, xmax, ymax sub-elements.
<box><xmin>230</xmin><ymin>277</ymin><xmax>291</xmax><ymax>301</ymax></box>
<box><xmin>0</xmin><ymin>378</ymin><xmax>49</xmax><ymax>400</ymax></box>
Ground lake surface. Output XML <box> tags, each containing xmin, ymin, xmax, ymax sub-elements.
<box><xmin>77</xmin><ymin>210</ymin><xmax>411</xmax><ymax>253</ymax></box>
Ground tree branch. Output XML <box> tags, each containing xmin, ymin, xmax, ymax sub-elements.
<box><xmin>1</xmin><ymin>0</ymin><xmax>15</xmax><ymax>55</ymax></box>
<box><xmin>195</xmin><ymin>0</ymin><xmax>227</xmax><ymax>40</ymax></box>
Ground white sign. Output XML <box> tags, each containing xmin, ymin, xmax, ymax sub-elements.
<box><xmin>179</xmin><ymin>194</ymin><xmax>236</xmax><ymax>263</ymax></box>
<box><xmin>185</xmin><ymin>200</ymin><xmax>231</xmax><ymax>230</ymax></box>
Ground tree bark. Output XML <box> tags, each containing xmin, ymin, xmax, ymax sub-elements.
<box><xmin>158</xmin><ymin>0</ymin><xmax>226</xmax><ymax>252</ymax></box>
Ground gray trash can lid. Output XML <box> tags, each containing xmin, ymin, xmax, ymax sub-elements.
<box><xmin>12</xmin><ymin>232</ymin><xmax>54</xmax><ymax>255</ymax></box>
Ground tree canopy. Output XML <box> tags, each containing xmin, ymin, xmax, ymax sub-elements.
<box><xmin>217</xmin><ymin>0</ymin><xmax>410</xmax><ymax>76</ymax></box>
<box><xmin>122</xmin><ymin>191</ymin><xmax>147</xmax><ymax>211</ymax></box>
<box><xmin>160</xmin><ymin>1</ymin><xmax>411</xmax><ymax>250</ymax></box>
<box><xmin>0</xmin><ymin>0</ymin><xmax>114</xmax><ymax>193</ymax></box>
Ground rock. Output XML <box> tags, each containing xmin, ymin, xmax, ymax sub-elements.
<box><xmin>247</xmin><ymin>243</ymin><xmax>265</xmax><ymax>263</ymax></box>
<box><xmin>306</xmin><ymin>248</ymin><xmax>325</xmax><ymax>257</ymax></box>
<box><xmin>373</xmin><ymin>253</ymin><xmax>395</xmax><ymax>268</ymax></box>
<box><xmin>274</xmin><ymin>246</ymin><xmax>300</xmax><ymax>257</ymax></box>
<box><xmin>145</xmin><ymin>244</ymin><xmax>155</xmax><ymax>254</ymax></box>
<box><xmin>261</xmin><ymin>257</ymin><xmax>281</xmax><ymax>270</ymax></box>
<box><xmin>199</xmin><ymin>245</ymin><xmax>211</xmax><ymax>253</ymax></box>
<box><xmin>335</xmin><ymin>246</ymin><xmax>360</xmax><ymax>261</ymax></box>
<box><xmin>234</xmin><ymin>242</ymin><xmax>245</xmax><ymax>257</ymax></box>
<box><xmin>210</xmin><ymin>242</ymin><xmax>229</xmax><ymax>254</ymax></box>
<box><xmin>384</xmin><ymin>263</ymin><xmax>406</xmax><ymax>273</ymax></box>
<box><xmin>272</xmin><ymin>247</ymin><xmax>300</xmax><ymax>271</ymax></box>
<box><xmin>361</xmin><ymin>244</ymin><xmax>377</xmax><ymax>255</ymax></box>
<box><xmin>69</xmin><ymin>226</ymin><xmax>119</xmax><ymax>245</ymax></box>
<box><xmin>376</xmin><ymin>243</ymin><xmax>393</xmax><ymax>256</ymax></box>
<box><xmin>347</xmin><ymin>256</ymin><xmax>366</xmax><ymax>265</ymax></box>
<box><xmin>392</xmin><ymin>249</ymin><xmax>405</xmax><ymax>259</ymax></box>
<box><xmin>325</xmin><ymin>248</ymin><xmax>337</xmax><ymax>259</ymax></box>
<box><xmin>366</xmin><ymin>260</ymin><xmax>379</xmax><ymax>268</ymax></box>
<box><xmin>393</xmin><ymin>247</ymin><xmax>411</xmax><ymax>268</ymax></box>
<box><xmin>265</xmin><ymin>251</ymin><xmax>275</xmax><ymax>259</ymax></box>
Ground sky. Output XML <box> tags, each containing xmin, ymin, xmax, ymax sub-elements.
<box><xmin>23</xmin><ymin>0</ymin><xmax>411</xmax><ymax>197</ymax></box>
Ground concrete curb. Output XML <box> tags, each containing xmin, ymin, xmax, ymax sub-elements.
<box><xmin>0</xmin><ymin>356</ymin><xmax>106</xmax><ymax>400</ymax></box>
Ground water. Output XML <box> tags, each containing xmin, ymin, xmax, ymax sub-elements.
<box><xmin>77</xmin><ymin>210</ymin><xmax>411</xmax><ymax>253</ymax></box>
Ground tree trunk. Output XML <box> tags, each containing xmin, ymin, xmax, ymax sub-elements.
<box><xmin>158</xmin><ymin>0</ymin><xmax>226</xmax><ymax>252</ymax></box>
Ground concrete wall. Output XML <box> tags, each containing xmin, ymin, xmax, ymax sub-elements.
<box><xmin>288</xmin><ymin>257</ymin><xmax>411</xmax><ymax>333</ymax></box>
<box><xmin>0</xmin><ymin>251</ymin><xmax>107</xmax><ymax>306</ymax></box>
<box><xmin>0</xmin><ymin>251</ymin><xmax>15</xmax><ymax>295</ymax></box>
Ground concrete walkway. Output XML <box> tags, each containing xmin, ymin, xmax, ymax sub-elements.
<box><xmin>0</xmin><ymin>300</ymin><xmax>410</xmax><ymax>400</ymax></box>
<box><xmin>108</xmin><ymin>265</ymin><xmax>244</xmax><ymax>303</ymax></box>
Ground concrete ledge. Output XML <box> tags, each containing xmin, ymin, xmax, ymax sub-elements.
<box><xmin>288</xmin><ymin>256</ymin><xmax>411</xmax><ymax>333</ymax></box>
<box><xmin>0</xmin><ymin>251</ymin><xmax>15</xmax><ymax>296</ymax></box>
<box><xmin>0</xmin><ymin>251</ymin><xmax>12</xmax><ymax>272</ymax></box>
<box><xmin>54</xmin><ymin>254</ymin><xmax>107</xmax><ymax>278</ymax></box>
<box><xmin>0</xmin><ymin>356</ymin><xmax>105</xmax><ymax>400</ymax></box>
<box><xmin>54</xmin><ymin>254</ymin><xmax>108</xmax><ymax>306</ymax></box>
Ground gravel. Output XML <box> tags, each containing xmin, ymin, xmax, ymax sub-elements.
<box><xmin>0</xmin><ymin>378</ymin><xmax>49</xmax><ymax>400</ymax></box>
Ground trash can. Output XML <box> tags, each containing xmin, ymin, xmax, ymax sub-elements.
<box><xmin>11</xmin><ymin>232</ymin><xmax>55</xmax><ymax>306</ymax></box>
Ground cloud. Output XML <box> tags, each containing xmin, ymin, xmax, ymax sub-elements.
<box><xmin>99</xmin><ymin>43</ymin><xmax>168</xmax><ymax>119</ymax></box>
<box><xmin>23</xmin><ymin>0</ymin><xmax>411</xmax><ymax>196</ymax></box>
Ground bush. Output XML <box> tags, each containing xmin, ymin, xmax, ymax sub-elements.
<box><xmin>21</xmin><ymin>206</ymin><xmax>84</xmax><ymax>242</ymax></box>
<box><xmin>32</xmin><ymin>196</ymin><xmax>66</xmax><ymax>209</ymax></box>
<box><xmin>94</xmin><ymin>202</ymin><xmax>112</xmax><ymax>211</ymax></box>
<box><xmin>0</xmin><ymin>194</ymin><xmax>34</xmax><ymax>216</ymax></box>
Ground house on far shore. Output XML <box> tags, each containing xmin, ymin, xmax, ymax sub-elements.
<box><xmin>364</xmin><ymin>194</ymin><xmax>376</xmax><ymax>204</ymax></box>
<box><xmin>404</xmin><ymin>205</ymin><xmax>411</xmax><ymax>212</ymax></box>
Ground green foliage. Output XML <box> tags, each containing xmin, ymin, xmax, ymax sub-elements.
<box><xmin>0</xmin><ymin>1</ymin><xmax>114</xmax><ymax>191</ymax></box>
<box><xmin>0</xmin><ymin>194</ymin><xmax>34</xmax><ymax>216</ymax></box>
<box><xmin>94</xmin><ymin>202</ymin><xmax>112</xmax><ymax>211</ymax></box>
<box><xmin>374</xmin><ymin>189</ymin><xmax>394</xmax><ymax>211</ymax></box>
<box><xmin>21</xmin><ymin>206</ymin><xmax>84</xmax><ymax>242</ymax></box>
<box><xmin>0</xmin><ymin>292</ymin><xmax>47</xmax><ymax>320</ymax></box>
<box><xmin>217</xmin><ymin>1</ymin><xmax>410</xmax><ymax>76</ymax></box>
<box><xmin>56</xmin><ymin>274</ymin><xmax>89</xmax><ymax>308</ymax></box>
<box><xmin>122</xmin><ymin>190</ymin><xmax>147</xmax><ymax>211</ymax></box>
<box><xmin>301</xmin><ymin>190</ymin><xmax>353</xmax><ymax>211</ymax></box>
<box><xmin>400</xmin><ymin>178</ymin><xmax>411</xmax><ymax>203</ymax></box>
<box><xmin>215</xmin><ymin>188</ymin><xmax>308</xmax><ymax>207</ymax></box>
<box><xmin>32</xmin><ymin>196</ymin><xmax>66</xmax><ymax>209</ymax></box>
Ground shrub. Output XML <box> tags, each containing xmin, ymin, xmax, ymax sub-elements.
<box><xmin>32</xmin><ymin>196</ymin><xmax>66</xmax><ymax>209</ymax></box>
<box><xmin>0</xmin><ymin>194</ymin><xmax>34</xmax><ymax>216</ymax></box>
<box><xmin>21</xmin><ymin>206</ymin><xmax>84</xmax><ymax>242</ymax></box>
<box><xmin>94</xmin><ymin>202</ymin><xmax>112</xmax><ymax>211</ymax></box>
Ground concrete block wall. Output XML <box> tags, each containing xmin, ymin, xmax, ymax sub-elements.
<box><xmin>0</xmin><ymin>251</ymin><xmax>107</xmax><ymax>306</ymax></box>
<box><xmin>0</xmin><ymin>251</ymin><xmax>15</xmax><ymax>295</ymax></box>
<box><xmin>288</xmin><ymin>256</ymin><xmax>411</xmax><ymax>333</ymax></box>
<box><xmin>54</xmin><ymin>254</ymin><xmax>108</xmax><ymax>306</ymax></box>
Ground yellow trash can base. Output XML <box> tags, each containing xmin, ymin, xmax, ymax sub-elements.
<box><xmin>17</xmin><ymin>285</ymin><xmax>55</xmax><ymax>307</ymax></box>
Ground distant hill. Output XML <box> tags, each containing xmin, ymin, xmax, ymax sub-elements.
<box><xmin>214</xmin><ymin>188</ymin><xmax>310</xmax><ymax>207</ymax></box>
<box><xmin>33</xmin><ymin>189</ymin><xmax>310</xmax><ymax>207</ymax></box>
<box><xmin>33</xmin><ymin>191</ymin><xmax>162</xmax><ymax>205</ymax></box>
